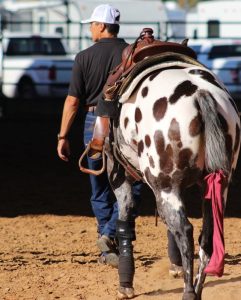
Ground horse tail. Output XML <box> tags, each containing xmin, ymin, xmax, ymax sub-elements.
<box><xmin>196</xmin><ymin>89</ymin><xmax>230</xmax><ymax>174</ymax></box>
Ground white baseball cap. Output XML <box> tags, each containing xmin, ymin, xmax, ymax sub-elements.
<box><xmin>81</xmin><ymin>4</ymin><xmax>120</xmax><ymax>24</ymax></box>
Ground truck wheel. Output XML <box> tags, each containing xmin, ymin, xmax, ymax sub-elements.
<box><xmin>18</xmin><ymin>79</ymin><xmax>37</xmax><ymax>100</ymax></box>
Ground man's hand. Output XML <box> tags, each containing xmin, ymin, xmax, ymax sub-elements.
<box><xmin>57</xmin><ymin>139</ymin><xmax>70</xmax><ymax>162</ymax></box>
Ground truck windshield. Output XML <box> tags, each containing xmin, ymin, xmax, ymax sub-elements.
<box><xmin>6</xmin><ymin>37</ymin><xmax>67</xmax><ymax>56</ymax></box>
<box><xmin>209</xmin><ymin>45</ymin><xmax>241</xmax><ymax>59</ymax></box>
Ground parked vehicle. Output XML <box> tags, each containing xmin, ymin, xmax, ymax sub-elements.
<box><xmin>0</xmin><ymin>32</ymin><xmax>74</xmax><ymax>100</ymax></box>
<box><xmin>189</xmin><ymin>39</ymin><xmax>241</xmax><ymax>100</ymax></box>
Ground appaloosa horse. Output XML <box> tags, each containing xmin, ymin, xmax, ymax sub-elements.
<box><xmin>105</xmin><ymin>52</ymin><xmax>241</xmax><ymax>299</ymax></box>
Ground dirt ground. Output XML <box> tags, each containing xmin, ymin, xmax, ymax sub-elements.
<box><xmin>0</xmin><ymin>99</ymin><xmax>241</xmax><ymax>300</ymax></box>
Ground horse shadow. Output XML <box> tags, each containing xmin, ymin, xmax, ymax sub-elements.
<box><xmin>204</xmin><ymin>275</ymin><xmax>241</xmax><ymax>288</ymax></box>
<box><xmin>140</xmin><ymin>287</ymin><xmax>183</xmax><ymax>297</ymax></box>
<box><xmin>225</xmin><ymin>253</ymin><xmax>241</xmax><ymax>265</ymax></box>
<box><xmin>134</xmin><ymin>252</ymin><xmax>161</xmax><ymax>267</ymax></box>
<box><xmin>138</xmin><ymin>275</ymin><xmax>241</xmax><ymax>297</ymax></box>
<box><xmin>134</xmin><ymin>253</ymin><xmax>241</xmax><ymax>297</ymax></box>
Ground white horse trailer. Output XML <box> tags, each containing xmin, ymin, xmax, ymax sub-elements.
<box><xmin>186</xmin><ymin>0</ymin><xmax>241</xmax><ymax>40</ymax></box>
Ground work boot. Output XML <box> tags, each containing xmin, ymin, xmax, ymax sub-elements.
<box><xmin>97</xmin><ymin>235</ymin><xmax>119</xmax><ymax>268</ymax></box>
<box><xmin>97</xmin><ymin>235</ymin><xmax>119</xmax><ymax>254</ymax></box>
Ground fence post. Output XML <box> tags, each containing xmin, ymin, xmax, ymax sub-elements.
<box><xmin>64</xmin><ymin>0</ymin><xmax>70</xmax><ymax>47</ymax></box>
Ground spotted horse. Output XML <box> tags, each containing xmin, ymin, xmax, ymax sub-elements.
<box><xmin>104</xmin><ymin>51</ymin><xmax>241</xmax><ymax>300</ymax></box>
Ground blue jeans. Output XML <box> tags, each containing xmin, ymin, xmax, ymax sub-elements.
<box><xmin>84</xmin><ymin>112</ymin><xmax>142</xmax><ymax>239</ymax></box>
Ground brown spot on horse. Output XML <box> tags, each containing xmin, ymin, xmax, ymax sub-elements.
<box><xmin>153</xmin><ymin>97</ymin><xmax>168</xmax><ymax>121</ymax></box>
<box><xmin>169</xmin><ymin>80</ymin><xmax>198</xmax><ymax>104</ymax></box>
<box><xmin>135</xmin><ymin>107</ymin><xmax>142</xmax><ymax>123</ymax></box>
<box><xmin>145</xmin><ymin>135</ymin><xmax>151</xmax><ymax>147</ymax></box>
<box><xmin>168</xmin><ymin>118</ymin><xmax>181</xmax><ymax>141</ymax></box>
<box><xmin>142</xmin><ymin>86</ymin><xmax>149</xmax><ymax>97</ymax></box>
<box><xmin>124</xmin><ymin>117</ymin><xmax>129</xmax><ymax>129</ymax></box>
<box><xmin>189</xmin><ymin>114</ymin><xmax>203</xmax><ymax>137</ymax></box>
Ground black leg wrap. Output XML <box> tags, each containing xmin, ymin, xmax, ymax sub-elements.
<box><xmin>116</xmin><ymin>220</ymin><xmax>136</xmax><ymax>288</ymax></box>
<box><xmin>95</xmin><ymin>98</ymin><xmax>119</xmax><ymax>119</ymax></box>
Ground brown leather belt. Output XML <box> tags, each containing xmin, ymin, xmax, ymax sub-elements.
<box><xmin>84</xmin><ymin>105</ymin><xmax>97</xmax><ymax>112</ymax></box>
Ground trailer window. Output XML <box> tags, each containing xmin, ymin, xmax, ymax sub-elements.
<box><xmin>208</xmin><ymin>20</ymin><xmax>220</xmax><ymax>38</ymax></box>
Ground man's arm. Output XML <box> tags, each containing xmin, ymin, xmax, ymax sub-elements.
<box><xmin>57</xmin><ymin>95</ymin><xmax>80</xmax><ymax>162</ymax></box>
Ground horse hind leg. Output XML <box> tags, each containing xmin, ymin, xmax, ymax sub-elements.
<box><xmin>194</xmin><ymin>199</ymin><xmax>213</xmax><ymax>299</ymax></box>
<box><xmin>155</xmin><ymin>190</ymin><xmax>196</xmax><ymax>300</ymax></box>
<box><xmin>195</xmin><ymin>183</ymin><xmax>229</xmax><ymax>300</ymax></box>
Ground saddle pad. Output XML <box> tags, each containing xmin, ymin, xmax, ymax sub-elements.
<box><xmin>119</xmin><ymin>61</ymin><xmax>204</xmax><ymax>103</ymax></box>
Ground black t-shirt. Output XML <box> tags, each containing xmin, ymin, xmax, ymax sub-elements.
<box><xmin>68</xmin><ymin>38</ymin><xmax>128</xmax><ymax>106</ymax></box>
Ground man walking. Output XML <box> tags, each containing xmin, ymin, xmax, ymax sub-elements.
<box><xmin>57</xmin><ymin>4</ymin><xmax>142</xmax><ymax>268</ymax></box>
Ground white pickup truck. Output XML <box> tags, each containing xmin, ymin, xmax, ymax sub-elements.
<box><xmin>0</xmin><ymin>32</ymin><xmax>74</xmax><ymax>100</ymax></box>
<box><xmin>189</xmin><ymin>39</ymin><xmax>241</xmax><ymax>101</ymax></box>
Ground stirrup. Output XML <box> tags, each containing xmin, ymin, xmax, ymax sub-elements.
<box><xmin>78</xmin><ymin>141</ymin><xmax>106</xmax><ymax>176</ymax></box>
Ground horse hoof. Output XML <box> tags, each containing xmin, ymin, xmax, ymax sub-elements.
<box><xmin>169</xmin><ymin>264</ymin><xmax>184</xmax><ymax>278</ymax></box>
<box><xmin>182</xmin><ymin>292</ymin><xmax>196</xmax><ymax>300</ymax></box>
<box><xmin>117</xmin><ymin>286</ymin><xmax>135</xmax><ymax>299</ymax></box>
<box><xmin>196</xmin><ymin>290</ymin><xmax>202</xmax><ymax>300</ymax></box>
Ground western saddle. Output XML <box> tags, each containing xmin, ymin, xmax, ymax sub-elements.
<box><xmin>103</xmin><ymin>28</ymin><xmax>196</xmax><ymax>101</ymax></box>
